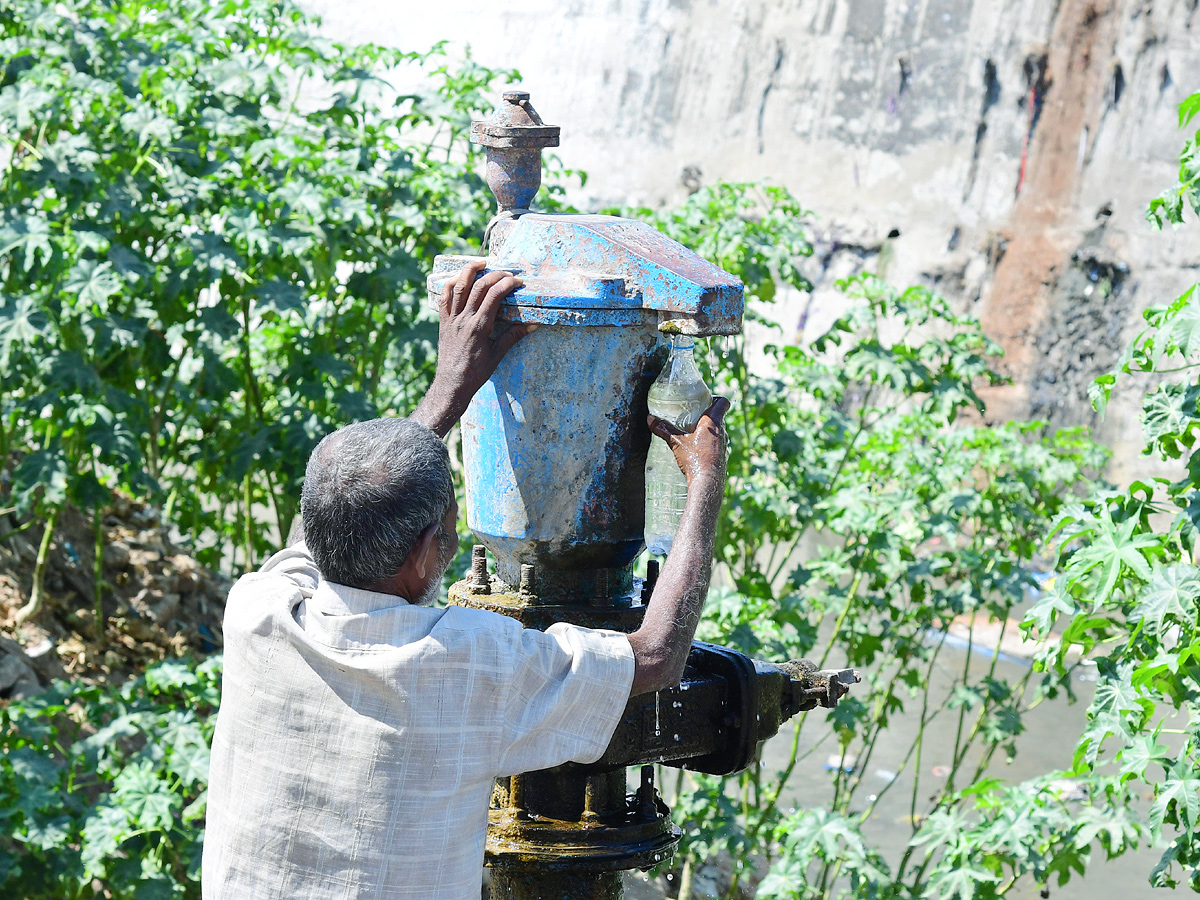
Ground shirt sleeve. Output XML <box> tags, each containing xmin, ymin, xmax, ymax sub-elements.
<box><xmin>255</xmin><ymin>542</ymin><xmax>320</xmax><ymax>600</ymax></box>
<box><xmin>495</xmin><ymin>621</ymin><xmax>635</xmax><ymax>776</ymax></box>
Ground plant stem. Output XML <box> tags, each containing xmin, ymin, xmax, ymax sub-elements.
<box><xmin>676</xmin><ymin>856</ymin><xmax>694</xmax><ymax>900</ymax></box>
<box><xmin>14</xmin><ymin>503</ymin><xmax>61</xmax><ymax>625</ymax></box>
<box><xmin>243</xmin><ymin>473</ymin><xmax>254</xmax><ymax>574</ymax></box>
<box><xmin>238</xmin><ymin>286</ymin><xmax>287</xmax><ymax>546</ymax></box>
<box><xmin>93</xmin><ymin>504</ymin><xmax>105</xmax><ymax>644</ymax></box>
<box><xmin>0</xmin><ymin>517</ymin><xmax>35</xmax><ymax>543</ymax></box>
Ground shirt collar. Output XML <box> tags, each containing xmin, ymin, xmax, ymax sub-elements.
<box><xmin>312</xmin><ymin>579</ymin><xmax>412</xmax><ymax>615</ymax></box>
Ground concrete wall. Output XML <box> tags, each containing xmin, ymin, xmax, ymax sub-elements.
<box><xmin>304</xmin><ymin>0</ymin><xmax>1200</xmax><ymax>481</ymax></box>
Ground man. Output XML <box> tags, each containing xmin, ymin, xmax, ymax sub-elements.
<box><xmin>202</xmin><ymin>260</ymin><xmax>730</xmax><ymax>899</ymax></box>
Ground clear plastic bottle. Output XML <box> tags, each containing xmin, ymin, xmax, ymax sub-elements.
<box><xmin>644</xmin><ymin>337</ymin><xmax>712</xmax><ymax>556</ymax></box>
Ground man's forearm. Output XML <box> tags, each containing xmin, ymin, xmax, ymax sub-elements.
<box><xmin>627</xmin><ymin>471</ymin><xmax>725</xmax><ymax>695</ymax></box>
<box><xmin>411</xmin><ymin>379</ymin><xmax>464</xmax><ymax>439</ymax></box>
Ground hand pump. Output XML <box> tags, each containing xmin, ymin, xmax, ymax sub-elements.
<box><xmin>428</xmin><ymin>91</ymin><xmax>858</xmax><ymax>900</ymax></box>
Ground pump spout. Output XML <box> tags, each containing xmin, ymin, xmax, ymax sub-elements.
<box><xmin>590</xmin><ymin>643</ymin><xmax>860</xmax><ymax>775</ymax></box>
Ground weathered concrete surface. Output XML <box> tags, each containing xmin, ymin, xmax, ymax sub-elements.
<box><xmin>302</xmin><ymin>0</ymin><xmax>1200</xmax><ymax>480</ymax></box>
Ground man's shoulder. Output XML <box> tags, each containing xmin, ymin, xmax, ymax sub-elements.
<box><xmin>228</xmin><ymin>545</ymin><xmax>318</xmax><ymax>602</ymax></box>
<box><xmin>431</xmin><ymin>603</ymin><xmax>523</xmax><ymax>643</ymax></box>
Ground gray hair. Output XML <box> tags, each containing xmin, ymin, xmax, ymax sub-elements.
<box><xmin>300</xmin><ymin>418</ymin><xmax>454</xmax><ymax>589</ymax></box>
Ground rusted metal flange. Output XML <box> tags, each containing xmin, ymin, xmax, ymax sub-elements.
<box><xmin>449</xmin><ymin>577</ymin><xmax>647</xmax><ymax>633</ymax></box>
<box><xmin>486</xmin><ymin>808</ymin><xmax>678</xmax><ymax>874</ymax></box>
<box><xmin>470</xmin><ymin>90</ymin><xmax>561</xmax><ymax>150</ymax></box>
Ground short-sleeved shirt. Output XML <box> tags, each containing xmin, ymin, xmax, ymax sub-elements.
<box><xmin>202</xmin><ymin>545</ymin><xmax>635</xmax><ymax>900</ymax></box>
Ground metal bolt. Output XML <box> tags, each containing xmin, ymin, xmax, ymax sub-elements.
<box><xmin>637</xmin><ymin>766</ymin><xmax>657</xmax><ymax>819</ymax></box>
<box><xmin>642</xmin><ymin>559</ymin><xmax>659</xmax><ymax>603</ymax></box>
<box><xmin>582</xmin><ymin>775</ymin><xmax>601</xmax><ymax>828</ymax></box>
<box><xmin>592</xmin><ymin>568</ymin><xmax>610</xmax><ymax>607</ymax></box>
<box><xmin>503</xmin><ymin>90</ymin><xmax>530</xmax><ymax>103</ymax></box>
<box><xmin>519</xmin><ymin>563</ymin><xmax>535</xmax><ymax>597</ymax></box>
<box><xmin>509</xmin><ymin>775</ymin><xmax>524</xmax><ymax>813</ymax></box>
<box><xmin>471</xmin><ymin>545</ymin><xmax>490</xmax><ymax>593</ymax></box>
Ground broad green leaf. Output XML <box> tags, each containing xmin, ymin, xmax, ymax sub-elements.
<box><xmin>0</xmin><ymin>79</ymin><xmax>55</xmax><ymax>129</ymax></box>
<box><xmin>66</xmin><ymin>260</ymin><xmax>122</xmax><ymax>309</ymax></box>
<box><xmin>0</xmin><ymin>294</ymin><xmax>48</xmax><ymax>367</ymax></box>
<box><xmin>921</xmin><ymin>862</ymin><xmax>999</xmax><ymax>900</ymax></box>
<box><xmin>1179</xmin><ymin>91</ymin><xmax>1200</xmax><ymax>128</ymax></box>
<box><xmin>1073</xmin><ymin>805</ymin><xmax>1144</xmax><ymax>854</ymax></box>
<box><xmin>113</xmin><ymin>762</ymin><xmax>181</xmax><ymax>832</ymax></box>
<box><xmin>1142</xmin><ymin>382</ymin><xmax>1200</xmax><ymax>457</ymax></box>
<box><xmin>1130</xmin><ymin>564</ymin><xmax>1200</xmax><ymax>635</ymax></box>
<box><xmin>1119</xmin><ymin>733</ymin><xmax>1170</xmax><ymax>780</ymax></box>
<box><xmin>182</xmin><ymin>789</ymin><xmax>207</xmax><ymax>824</ymax></box>
<box><xmin>17</xmin><ymin>814</ymin><xmax>71</xmax><ymax>851</ymax></box>
<box><xmin>11</xmin><ymin>448</ymin><xmax>68</xmax><ymax>512</ymax></box>
<box><xmin>81</xmin><ymin>804</ymin><xmax>130</xmax><ymax>879</ymax></box>
<box><xmin>1065</xmin><ymin>509</ymin><xmax>1157</xmax><ymax>602</ymax></box>
<box><xmin>909</xmin><ymin>809</ymin><xmax>965</xmax><ymax>854</ymax></box>
<box><xmin>1151</xmin><ymin>767</ymin><xmax>1200</xmax><ymax>831</ymax></box>
<box><xmin>1022</xmin><ymin>581</ymin><xmax>1077</xmax><ymax>637</ymax></box>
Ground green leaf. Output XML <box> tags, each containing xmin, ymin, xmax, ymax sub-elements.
<box><xmin>1142</xmin><ymin>382</ymin><xmax>1200</xmax><ymax>457</ymax></box>
<box><xmin>909</xmin><ymin>810</ymin><xmax>966</xmax><ymax>855</ymax></box>
<box><xmin>113</xmin><ymin>762</ymin><xmax>181</xmax><ymax>832</ymax></box>
<box><xmin>1066</xmin><ymin>508</ymin><xmax>1157</xmax><ymax>602</ymax></box>
<box><xmin>1023</xmin><ymin>582</ymin><xmax>1078</xmax><ymax>637</ymax></box>
<box><xmin>1151</xmin><ymin>765</ymin><xmax>1200</xmax><ymax>830</ymax></box>
<box><xmin>66</xmin><ymin>260</ymin><xmax>123</xmax><ymax>308</ymax></box>
<box><xmin>921</xmin><ymin>862</ymin><xmax>999</xmax><ymax>900</ymax></box>
<box><xmin>0</xmin><ymin>215</ymin><xmax>54</xmax><ymax>271</ymax></box>
<box><xmin>1073</xmin><ymin>804</ymin><xmax>1144</xmax><ymax>854</ymax></box>
<box><xmin>11</xmin><ymin>448</ymin><xmax>69</xmax><ymax>512</ymax></box>
<box><xmin>182</xmin><ymin>789</ymin><xmax>207</xmax><ymax>824</ymax></box>
<box><xmin>0</xmin><ymin>79</ymin><xmax>55</xmax><ymax>130</ymax></box>
<box><xmin>81</xmin><ymin>804</ymin><xmax>130</xmax><ymax>879</ymax></box>
<box><xmin>1119</xmin><ymin>733</ymin><xmax>1170</xmax><ymax>780</ymax></box>
<box><xmin>168</xmin><ymin>741</ymin><xmax>210</xmax><ymax>789</ymax></box>
<box><xmin>17</xmin><ymin>814</ymin><xmax>71</xmax><ymax>851</ymax></box>
<box><xmin>0</xmin><ymin>294</ymin><xmax>48</xmax><ymax>367</ymax></box>
<box><xmin>1130</xmin><ymin>564</ymin><xmax>1200</xmax><ymax>636</ymax></box>
<box><xmin>1179</xmin><ymin>91</ymin><xmax>1200</xmax><ymax>128</ymax></box>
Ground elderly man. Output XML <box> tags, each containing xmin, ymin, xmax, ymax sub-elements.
<box><xmin>202</xmin><ymin>261</ymin><xmax>729</xmax><ymax>900</ymax></box>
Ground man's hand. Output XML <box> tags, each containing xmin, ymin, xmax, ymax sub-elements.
<box><xmin>648</xmin><ymin>397</ymin><xmax>731</xmax><ymax>485</ymax></box>
<box><xmin>412</xmin><ymin>260</ymin><xmax>536</xmax><ymax>437</ymax></box>
<box><xmin>628</xmin><ymin>396</ymin><xmax>732</xmax><ymax>696</ymax></box>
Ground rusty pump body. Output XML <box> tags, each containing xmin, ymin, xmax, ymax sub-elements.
<box><xmin>427</xmin><ymin>91</ymin><xmax>857</xmax><ymax>900</ymax></box>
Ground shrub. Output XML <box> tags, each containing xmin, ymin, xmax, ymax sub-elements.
<box><xmin>0</xmin><ymin>0</ymin><xmax>511</xmax><ymax>607</ymax></box>
<box><xmin>1</xmin><ymin>657</ymin><xmax>220</xmax><ymax>899</ymax></box>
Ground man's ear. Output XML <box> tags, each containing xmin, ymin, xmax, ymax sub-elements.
<box><xmin>407</xmin><ymin>522</ymin><xmax>439</xmax><ymax>580</ymax></box>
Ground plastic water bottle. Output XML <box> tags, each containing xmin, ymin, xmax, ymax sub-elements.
<box><xmin>644</xmin><ymin>337</ymin><xmax>712</xmax><ymax>556</ymax></box>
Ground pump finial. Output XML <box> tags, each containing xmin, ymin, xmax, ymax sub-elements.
<box><xmin>471</xmin><ymin>92</ymin><xmax>560</xmax><ymax>241</ymax></box>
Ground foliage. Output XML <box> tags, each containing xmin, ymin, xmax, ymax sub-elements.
<box><xmin>1147</xmin><ymin>91</ymin><xmax>1200</xmax><ymax>228</ymax></box>
<box><xmin>0</xmin><ymin>657</ymin><xmax>221</xmax><ymax>899</ymax></box>
<box><xmin>2</xmin><ymin>1</ymin><xmax>1181</xmax><ymax>896</ymax></box>
<box><xmin>633</xmin><ymin>185</ymin><xmax>1121</xmax><ymax>898</ymax></box>
<box><xmin>1025</xmin><ymin>91</ymin><xmax>1200</xmax><ymax>892</ymax></box>
<box><xmin>0</xmin><ymin>0</ymin><xmax>513</xmax><ymax>587</ymax></box>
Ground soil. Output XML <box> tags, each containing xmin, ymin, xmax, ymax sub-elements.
<box><xmin>0</xmin><ymin>495</ymin><xmax>230</xmax><ymax>699</ymax></box>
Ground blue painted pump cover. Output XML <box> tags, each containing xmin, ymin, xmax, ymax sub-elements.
<box><xmin>426</xmin><ymin>213</ymin><xmax>743</xmax><ymax>585</ymax></box>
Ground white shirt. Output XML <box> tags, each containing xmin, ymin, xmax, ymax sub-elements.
<box><xmin>202</xmin><ymin>545</ymin><xmax>635</xmax><ymax>900</ymax></box>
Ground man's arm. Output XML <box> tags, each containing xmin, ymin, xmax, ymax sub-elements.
<box><xmin>627</xmin><ymin>397</ymin><xmax>731</xmax><ymax>695</ymax></box>
<box><xmin>412</xmin><ymin>260</ymin><xmax>534</xmax><ymax>437</ymax></box>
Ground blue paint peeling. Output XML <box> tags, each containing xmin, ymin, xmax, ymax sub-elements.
<box><xmin>429</xmin><ymin>206</ymin><xmax>744</xmax><ymax>583</ymax></box>
<box><xmin>428</xmin><ymin>215</ymin><xmax>745</xmax><ymax>334</ymax></box>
